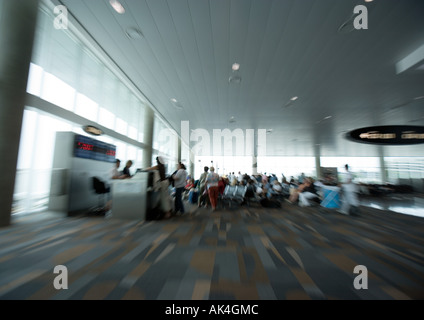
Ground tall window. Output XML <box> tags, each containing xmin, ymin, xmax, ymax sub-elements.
<box><xmin>14</xmin><ymin>3</ymin><xmax>149</xmax><ymax>214</ymax></box>
<box><xmin>385</xmin><ymin>157</ymin><xmax>424</xmax><ymax>182</ymax></box>
<box><xmin>320</xmin><ymin>157</ymin><xmax>380</xmax><ymax>183</ymax></box>
<box><xmin>257</xmin><ymin>157</ymin><xmax>316</xmax><ymax>180</ymax></box>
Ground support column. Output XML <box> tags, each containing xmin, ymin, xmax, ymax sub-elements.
<box><xmin>252</xmin><ymin>156</ymin><xmax>258</xmax><ymax>175</ymax></box>
<box><xmin>314</xmin><ymin>144</ymin><xmax>321</xmax><ymax>179</ymax></box>
<box><xmin>142</xmin><ymin>106</ymin><xmax>154</xmax><ymax>168</ymax></box>
<box><xmin>378</xmin><ymin>145</ymin><xmax>387</xmax><ymax>184</ymax></box>
<box><xmin>177</xmin><ymin>138</ymin><xmax>182</xmax><ymax>163</ymax></box>
<box><xmin>252</xmin><ymin>130</ymin><xmax>258</xmax><ymax>175</ymax></box>
<box><xmin>0</xmin><ymin>0</ymin><xmax>39</xmax><ymax>227</ymax></box>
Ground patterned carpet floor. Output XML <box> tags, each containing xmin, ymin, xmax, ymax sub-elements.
<box><xmin>0</xmin><ymin>199</ymin><xmax>423</xmax><ymax>300</ymax></box>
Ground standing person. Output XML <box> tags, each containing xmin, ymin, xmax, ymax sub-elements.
<box><xmin>197</xmin><ymin>166</ymin><xmax>209</xmax><ymax>208</ymax></box>
<box><xmin>122</xmin><ymin>160</ymin><xmax>133</xmax><ymax>178</ymax></box>
<box><xmin>206</xmin><ymin>167</ymin><xmax>220</xmax><ymax>211</ymax></box>
<box><xmin>172</xmin><ymin>162</ymin><xmax>188</xmax><ymax>215</ymax></box>
<box><xmin>338</xmin><ymin>164</ymin><xmax>360</xmax><ymax>216</ymax></box>
<box><xmin>144</xmin><ymin>156</ymin><xmax>172</xmax><ymax>219</ymax></box>
<box><xmin>237</xmin><ymin>171</ymin><xmax>244</xmax><ymax>185</ymax></box>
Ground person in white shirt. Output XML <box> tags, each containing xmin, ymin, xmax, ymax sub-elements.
<box><xmin>172</xmin><ymin>162</ymin><xmax>188</xmax><ymax>215</ymax></box>
<box><xmin>110</xmin><ymin>159</ymin><xmax>125</xmax><ymax>180</ymax></box>
<box><xmin>238</xmin><ymin>171</ymin><xmax>244</xmax><ymax>184</ymax></box>
<box><xmin>338</xmin><ymin>164</ymin><xmax>360</xmax><ymax>216</ymax></box>
<box><xmin>197</xmin><ymin>166</ymin><xmax>209</xmax><ymax>208</ymax></box>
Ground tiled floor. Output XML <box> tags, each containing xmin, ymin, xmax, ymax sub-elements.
<box><xmin>0</xmin><ymin>194</ymin><xmax>423</xmax><ymax>300</ymax></box>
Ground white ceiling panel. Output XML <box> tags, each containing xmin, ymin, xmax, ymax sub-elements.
<box><xmin>56</xmin><ymin>0</ymin><xmax>424</xmax><ymax>157</ymax></box>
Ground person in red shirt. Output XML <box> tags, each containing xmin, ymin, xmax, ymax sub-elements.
<box><xmin>185</xmin><ymin>178</ymin><xmax>195</xmax><ymax>191</ymax></box>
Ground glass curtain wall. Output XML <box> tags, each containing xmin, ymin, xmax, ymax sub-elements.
<box><xmin>152</xmin><ymin>115</ymin><xmax>179</xmax><ymax>174</ymax></box>
<box><xmin>320</xmin><ymin>157</ymin><xmax>380</xmax><ymax>183</ymax></box>
<box><xmin>13</xmin><ymin>4</ymin><xmax>149</xmax><ymax>214</ymax></box>
<box><xmin>257</xmin><ymin>157</ymin><xmax>316</xmax><ymax>181</ymax></box>
<box><xmin>385</xmin><ymin>157</ymin><xmax>424</xmax><ymax>183</ymax></box>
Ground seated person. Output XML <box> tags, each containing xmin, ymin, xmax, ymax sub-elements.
<box><xmin>109</xmin><ymin>159</ymin><xmax>126</xmax><ymax>180</ymax></box>
<box><xmin>122</xmin><ymin>160</ymin><xmax>133</xmax><ymax>179</ymax></box>
<box><xmin>288</xmin><ymin>177</ymin><xmax>319</xmax><ymax>207</ymax></box>
<box><xmin>272</xmin><ymin>180</ymin><xmax>283</xmax><ymax>193</ymax></box>
<box><xmin>183</xmin><ymin>178</ymin><xmax>195</xmax><ymax>200</ymax></box>
<box><xmin>218</xmin><ymin>177</ymin><xmax>226</xmax><ymax>196</ymax></box>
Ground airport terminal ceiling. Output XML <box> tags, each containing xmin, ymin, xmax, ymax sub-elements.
<box><xmin>53</xmin><ymin>0</ymin><xmax>424</xmax><ymax>157</ymax></box>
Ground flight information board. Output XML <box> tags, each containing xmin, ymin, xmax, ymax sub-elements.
<box><xmin>73</xmin><ymin>134</ymin><xmax>116</xmax><ymax>163</ymax></box>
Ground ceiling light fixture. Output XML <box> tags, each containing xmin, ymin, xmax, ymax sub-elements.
<box><xmin>232</xmin><ymin>63</ymin><xmax>240</xmax><ymax>71</ymax></box>
<box><xmin>109</xmin><ymin>0</ymin><xmax>125</xmax><ymax>14</ymax></box>
<box><xmin>170</xmin><ymin>98</ymin><xmax>183</xmax><ymax>110</ymax></box>
<box><xmin>126</xmin><ymin>27</ymin><xmax>143</xmax><ymax>40</ymax></box>
<box><xmin>316</xmin><ymin>116</ymin><xmax>332</xmax><ymax>124</ymax></box>
<box><xmin>282</xmin><ymin>96</ymin><xmax>299</xmax><ymax>108</ymax></box>
<box><xmin>229</xmin><ymin>75</ymin><xmax>241</xmax><ymax>84</ymax></box>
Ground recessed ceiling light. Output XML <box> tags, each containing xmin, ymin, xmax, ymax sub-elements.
<box><xmin>290</xmin><ymin>96</ymin><xmax>298</xmax><ymax>101</ymax></box>
<box><xmin>109</xmin><ymin>0</ymin><xmax>125</xmax><ymax>14</ymax></box>
<box><xmin>126</xmin><ymin>27</ymin><xmax>143</xmax><ymax>40</ymax></box>
<box><xmin>364</xmin><ymin>0</ymin><xmax>374</xmax><ymax>2</ymax></box>
<box><xmin>232</xmin><ymin>63</ymin><xmax>240</xmax><ymax>71</ymax></box>
<box><xmin>316</xmin><ymin>116</ymin><xmax>332</xmax><ymax>124</ymax></box>
<box><xmin>229</xmin><ymin>75</ymin><xmax>242</xmax><ymax>84</ymax></box>
<box><xmin>170</xmin><ymin>98</ymin><xmax>183</xmax><ymax>110</ymax></box>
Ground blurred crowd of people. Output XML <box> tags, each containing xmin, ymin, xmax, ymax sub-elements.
<box><xmin>111</xmin><ymin>157</ymin><xmax>360</xmax><ymax>219</ymax></box>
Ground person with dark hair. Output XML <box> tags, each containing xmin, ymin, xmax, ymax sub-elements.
<box><xmin>110</xmin><ymin>159</ymin><xmax>125</xmax><ymax>180</ymax></box>
<box><xmin>145</xmin><ymin>156</ymin><xmax>172</xmax><ymax>219</ymax></box>
<box><xmin>338</xmin><ymin>164</ymin><xmax>360</xmax><ymax>216</ymax></box>
<box><xmin>197</xmin><ymin>166</ymin><xmax>209</xmax><ymax>208</ymax></box>
<box><xmin>172</xmin><ymin>162</ymin><xmax>188</xmax><ymax>215</ymax></box>
<box><xmin>122</xmin><ymin>160</ymin><xmax>133</xmax><ymax>178</ymax></box>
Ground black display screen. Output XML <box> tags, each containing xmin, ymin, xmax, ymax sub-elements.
<box><xmin>74</xmin><ymin>134</ymin><xmax>116</xmax><ymax>163</ymax></box>
<box><xmin>346</xmin><ymin>126</ymin><xmax>424</xmax><ymax>145</ymax></box>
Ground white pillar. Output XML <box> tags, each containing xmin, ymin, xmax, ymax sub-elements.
<box><xmin>315</xmin><ymin>144</ymin><xmax>321</xmax><ymax>179</ymax></box>
<box><xmin>142</xmin><ymin>106</ymin><xmax>154</xmax><ymax>168</ymax></box>
<box><xmin>0</xmin><ymin>0</ymin><xmax>39</xmax><ymax>227</ymax></box>
<box><xmin>378</xmin><ymin>145</ymin><xmax>387</xmax><ymax>184</ymax></box>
